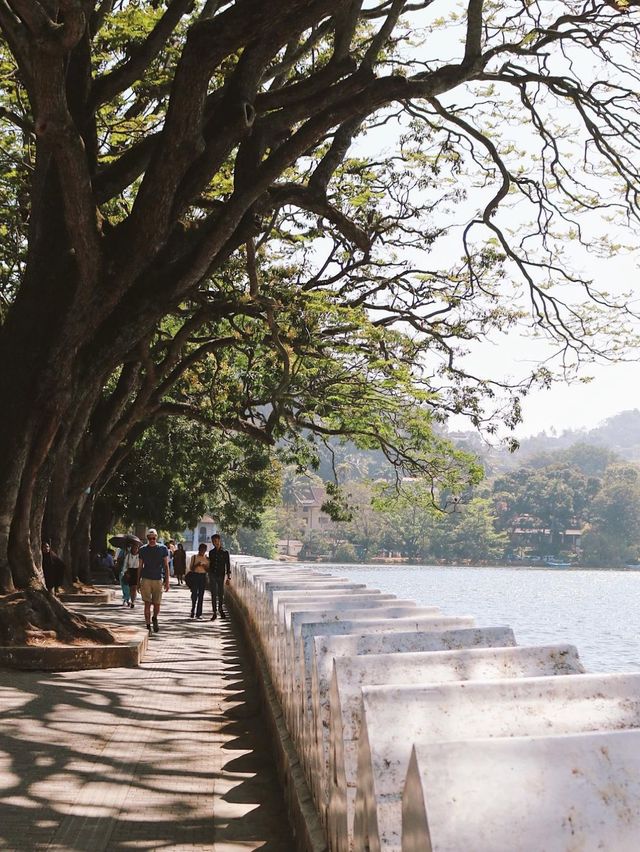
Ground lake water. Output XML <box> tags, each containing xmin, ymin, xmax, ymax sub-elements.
<box><xmin>307</xmin><ymin>563</ymin><xmax>640</xmax><ymax>674</ymax></box>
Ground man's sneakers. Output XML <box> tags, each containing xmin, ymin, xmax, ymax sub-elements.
<box><xmin>152</xmin><ymin>616</ymin><xmax>159</xmax><ymax>633</ymax></box>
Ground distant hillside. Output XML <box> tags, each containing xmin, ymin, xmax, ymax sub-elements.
<box><xmin>298</xmin><ymin>410</ymin><xmax>640</xmax><ymax>484</ymax></box>
<box><xmin>516</xmin><ymin>409</ymin><xmax>640</xmax><ymax>459</ymax></box>
<box><xmin>449</xmin><ymin>409</ymin><xmax>640</xmax><ymax>472</ymax></box>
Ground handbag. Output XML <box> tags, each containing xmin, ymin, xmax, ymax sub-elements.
<box><xmin>185</xmin><ymin>556</ymin><xmax>197</xmax><ymax>590</ymax></box>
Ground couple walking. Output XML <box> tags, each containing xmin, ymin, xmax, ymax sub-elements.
<box><xmin>187</xmin><ymin>533</ymin><xmax>231</xmax><ymax>621</ymax></box>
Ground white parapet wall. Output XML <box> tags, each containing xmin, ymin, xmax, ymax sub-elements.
<box><xmin>402</xmin><ymin>731</ymin><xmax>640</xmax><ymax>852</ymax></box>
<box><xmin>355</xmin><ymin>672</ymin><xmax>640</xmax><ymax>852</ymax></box>
<box><xmin>310</xmin><ymin>622</ymin><xmax>516</xmax><ymax>811</ymax></box>
<box><xmin>229</xmin><ymin>557</ymin><xmax>640</xmax><ymax>852</ymax></box>
<box><xmin>328</xmin><ymin>644</ymin><xmax>583</xmax><ymax>852</ymax></box>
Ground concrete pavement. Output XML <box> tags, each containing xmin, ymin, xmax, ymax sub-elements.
<box><xmin>0</xmin><ymin>582</ymin><xmax>295</xmax><ymax>851</ymax></box>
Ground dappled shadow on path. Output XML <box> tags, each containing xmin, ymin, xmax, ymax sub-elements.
<box><xmin>0</xmin><ymin>585</ymin><xmax>293</xmax><ymax>850</ymax></box>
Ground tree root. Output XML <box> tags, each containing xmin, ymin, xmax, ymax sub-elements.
<box><xmin>0</xmin><ymin>588</ymin><xmax>115</xmax><ymax>646</ymax></box>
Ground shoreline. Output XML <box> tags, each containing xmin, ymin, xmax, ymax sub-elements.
<box><xmin>273</xmin><ymin>557</ymin><xmax>640</xmax><ymax>572</ymax></box>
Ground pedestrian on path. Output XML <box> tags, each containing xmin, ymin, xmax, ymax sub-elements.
<box><xmin>99</xmin><ymin>548</ymin><xmax>118</xmax><ymax>583</ymax></box>
<box><xmin>119</xmin><ymin>558</ymin><xmax>131</xmax><ymax>607</ymax></box>
<box><xmin>208</xmin><ymin>533</ymin><xmax>231</xmax><ymax>620</ymax></box>
<box><xmin>42</xmin><ymin>541</ymin><xmax>65</xmax><ymax>594</ymax></box>
<box><xmin>167</xmin><ymin>539</ymin><xmax>176</xmax><ymax>577</ymax></box>
<box><xmin>173</xmin><ymin>541</ymin><xmax>187</xmax><ymax>584</ymax></box>
<box><xmin>186</xmin><ymin>543</ymin><xmax>208</xmax><ymax>619</ymax></box>
<box><xmin>137</xmin><ymin>529</ymin><xmax>170</xmax><ymax>636</ymax></box>
<box><xmin>120</xmin><ymin>541</ymin><xmax>140</xmax><ymax>608</ymax></box>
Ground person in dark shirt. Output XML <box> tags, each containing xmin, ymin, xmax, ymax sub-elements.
<box><xmin>42</xmin><ymin>542</ymin><xmax>64</xmax><ymax>595</ymax></box>
<box><xmin>137</xmin><ymin>528</ymin><xmax>170</xmax><ymax>636</ymax></box>
<box><xmin>207</xmin><ymin>533</ymin><xmax>231</xmax><ymax>620</ymax></box>
<box><xmin>173</xmin><ymin>542</ymin><xmax>187</xmax><ymax>585</ymax></box>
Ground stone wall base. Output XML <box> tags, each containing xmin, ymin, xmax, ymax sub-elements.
<box><xmin>228</xmin><ymin>586</ymin><xmax>328</xmax><ymax>852</ymax></box>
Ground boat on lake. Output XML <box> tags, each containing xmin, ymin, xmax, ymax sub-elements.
<box><xmin>543</xmin><ymin>557</ymin><xmax>572</xmax><ymax>568</ymax></box>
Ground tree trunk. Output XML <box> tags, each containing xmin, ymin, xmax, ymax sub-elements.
<box><xmin>91</xmin><ymin>496</ymin><xmax>114</xmax><ymax>562</ymax></box>
<box><xmin>70</xmin><ymin>495</ymin><xmax>94</xmax><ymax>584</ymax></box>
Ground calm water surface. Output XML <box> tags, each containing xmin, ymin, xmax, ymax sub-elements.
<box><xmin>305</xmin><ymin>563</ymin><xmax>640</xmax><ymax>674</ymax></box>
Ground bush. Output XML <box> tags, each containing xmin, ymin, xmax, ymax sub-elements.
<box><xmin>333</xmin><ymin>542</ymin><xmax>358</xmax><ymax>563</ymax></box>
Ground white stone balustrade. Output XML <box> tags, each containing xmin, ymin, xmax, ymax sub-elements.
<box><xmin>328</xmin><ymin>643</ymin><xmax>582</xmax><ymax>851</ymax></box>
<box><xmin>305</xmin><ymin>619</ymin><xmax>485</xmax><ymax>814</ymax></box>
<box><xmin>269</xmin><ymin>588</ymin><xmax>379</xmax><ymax>670</ymax></box>
<box><xmin>276</xmin><ymin>597</ymin><xmax>419</xmax><ymax>737</ymax></box>
<box><xmin>310</xmin><ymin>623</ymin><xmax>515</xmax><ymax>780</ymax></box>
<box><xmin>308</xmin><ymin>625</ymin><xmax>514</xmax><ymax>827</ymax></box>
<box><xmin>255</xmin><ymin>579</ymin><xmax>364</xmax><ymax>632</ymax></box>
<box><xmin>229</xmin><ymin>558</ymin><xmax>640</xmax><ymax>852</ymax></box>
<box><xmin>402</xmin><ymin>730</ymin><xmax>640</xmax><ymax>852</ymax></box>
<box><xmin>292</xmin><ymin>608</ymin><xmax>445</xmax><ymax>786</ymax></box>
<box><xmin>354</xmin><ymin>672</ymin><xmax>640</xmax><ymax>852</ymax></box>
<box><xmin>271</xmin><ymin>592</ymin><xmax>400</xmax><ymax>704</ymax></box>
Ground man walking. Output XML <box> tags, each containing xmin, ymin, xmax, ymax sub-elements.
<box><xmin>137</xmin><ymin>529</ymin><xmax>170</xmax><ymax>636</ymax></box>
<box><xmin>208</xmin><ymin>533</ymin><xmax>231</xmax><ymax>620</ymax></box>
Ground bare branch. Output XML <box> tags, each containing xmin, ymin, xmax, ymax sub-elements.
<box><xmin>0</xmin><ymin>105</ymin><xmax>34</xmax><ymax>135</ymax></box>
<box><xmin>269</xmin><ymin>182</ymin><xmax>370</xmax><ymax>253</ymax></box>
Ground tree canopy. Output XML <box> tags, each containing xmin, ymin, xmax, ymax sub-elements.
<box><xmin>278</xmin><ymin>441</ymin><xmax>640</xmax><ymax>566</ymax></box>
<box><xmin>1</xmin><ymin>0</ymin><xmax>640</xmax><ymax>604</ymax></box>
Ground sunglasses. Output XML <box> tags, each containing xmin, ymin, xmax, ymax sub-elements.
<box><xmin>147</xmin><ymin>535</ymin><xmax>157</xmax><ymax>540</ymax></box>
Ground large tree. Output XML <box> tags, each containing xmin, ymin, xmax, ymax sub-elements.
<box><xmin>581</xmin><ymin>463</ymin><xmax>640</xmax><ymax>565</ymax></box>
<box><xmin>2</xmin><ymin>0</ymin><xmax>640</xmax><ymax>621</ymax></box>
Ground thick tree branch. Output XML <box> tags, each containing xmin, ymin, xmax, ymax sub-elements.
<box><xmin>178</xmin><ymin>68</ymin><xmax>483</xmax><ymax>287</ymax></box>
<box><xmin>269</xmin><ymin>182</ymin><xmax>370</xmax><ymax>253</ymax></box>
<box><xmin>8</xmin><ymin>0</ymin><xmax>85</xmax><ymax>50</ymax></box>
<box><xmin>463</xmin><ymin>0</ymin><xmax>484</xmax><ymax>66</ymax></box>
<box><xmin>30</xmin><ymin>65</ymin><xmax>101</xmax><ymax>288</ymax></box>
<box><xmin>7</xmin><ymin>0</ymin><xmax>54</xmax><ymax>38</ymax></box>
<box><xmin>0</xmin><ymin>0</ymin><xmax>32</xmax><ymax>83</ymax></box>
<box><xmin>127</xmin><ymin>0</ymin><xmax>333</xmax><ymax>264</ymax></box>
<box><xmin>90</xmin><ymin>0</ymin><xmax>193</xmax><ymax>110</ymax></box>
<box><xmin>362</xmin><ymin>0</ymin><xmax>405</xmax><ymax>69</ymax></box>
<box><xmin>155</xmin><ymin>402</ymin><xmax>275</xmax><ymax>444</ymax></box>
<box><xmin>93</xmin><ymin>134</ymin><xmax>158</xmax><ymax>204</ymax></box>
<box><xmin>90</xmin><ymin>0</ymin><xmax>113</xmax><ymax>37</ymax></box>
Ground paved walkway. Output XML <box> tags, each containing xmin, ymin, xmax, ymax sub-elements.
<box><xmin>0</xmin><ymin>583</ymin><xmax>294</xmax><ymax>851</ymax></box>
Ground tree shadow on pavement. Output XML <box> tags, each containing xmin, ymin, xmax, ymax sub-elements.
<box><xmin>0</xmin><ymin>594</ymin><xmax>295</xmax><ymax>851</ymax></box>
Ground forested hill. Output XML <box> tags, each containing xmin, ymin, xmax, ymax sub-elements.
<box><xmin>447</xmin><ymin>409</ymin><xmax>640</xmax><ymax>476</ymax></box>
<box><xmin>309</xmin><ymin>410</ymin><xmax>640</xmax><ymax>483</ymax></box>
<box><xmin>508</xmin><ymin>410</ymin><xmax>640</xmax><ymax>463</ymax></box>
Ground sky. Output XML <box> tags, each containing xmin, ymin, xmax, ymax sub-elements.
<box><xmin>363</xmin><ymin>4</ymin><xmax>640</xmax><ymax>442</ymax></box>
<box><xmin>509</xmin><ymin>359</ymin><xmax>640</xmax><ymax>438</ymax></box>
<box><xmin>446</xmin><ymin>331</ymin><xmax>640</xmax><ymax>440</ymax></box>
<box><xmin>461</xmin><ymin>248</ymin><xmax>640</xmax><ymax>439</ymax></box>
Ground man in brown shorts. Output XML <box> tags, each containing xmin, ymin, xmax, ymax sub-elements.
<box><xmin>137</xmin><ymin>529</ymin><xmax>170</xmax><ymax>636</ymax></box>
